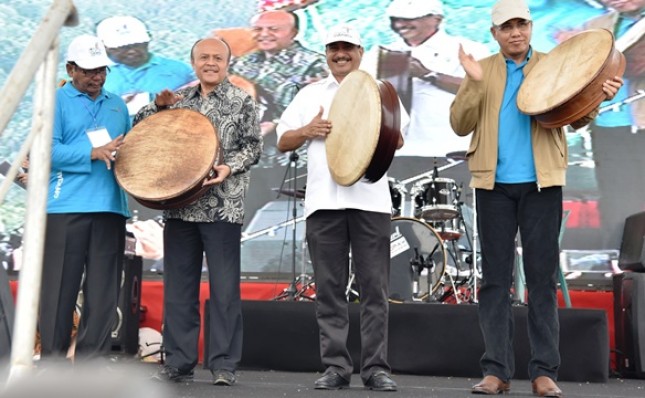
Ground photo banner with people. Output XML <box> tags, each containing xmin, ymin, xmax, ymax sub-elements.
<box><xmin>0</xmin><ymin>0</ymin><xmax>643</xmax><ymax>281</ymax></box>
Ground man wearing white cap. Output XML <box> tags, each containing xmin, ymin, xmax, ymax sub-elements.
<box><xmin>96</xmin><ymin>15</ymin><xmax>195</xmax><ymax>117</ymax></box>
<box><xmin>450</xmin><ymin>0</ymin><xmax>623</xmax><ymax>396</ymax></box>
<box><xmin>381</xmin><ymin>0</ymin><xmax>489</xmax><ymax>157</ymax></box>
<box><xmin>38</xmin><ymin>35</ymin><xmax>131</xmax><ymax>362</ymax></box>
<box><xmin>277</xmin><ymin>24</ymin><xmax>408</xmax><ymax>391</ymax></box>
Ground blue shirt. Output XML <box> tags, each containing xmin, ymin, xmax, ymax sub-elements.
<box><xmin>49</xmin><ymin>82</ymin><xmax>131</xmax><ymax>216</ymax></box>
<box><xmin>496</xmin><ymin>48</ymin><xmax>536</xmax><ymax>184</ymax></box>
<box><xmin>104</xmin><ymin>54</ymin><xmax>195</xmax><ymax>115</ymax></box>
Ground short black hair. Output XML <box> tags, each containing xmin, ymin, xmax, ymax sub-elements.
<box><xmin>190</xmin><ymin>37</ymin><xmax>232</xmax><ymax>64</ymax></box>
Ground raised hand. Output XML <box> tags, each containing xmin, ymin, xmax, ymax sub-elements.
<box><xmin>458</xmin><ymin>44</ymin><xmax>483</xmax><ymax>82</ymax></box>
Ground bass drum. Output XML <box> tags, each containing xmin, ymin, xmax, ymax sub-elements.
<box><xmin>389</xmin><ymin>217</ymin><xmax>446</xmax><ymax>302</ymax></box>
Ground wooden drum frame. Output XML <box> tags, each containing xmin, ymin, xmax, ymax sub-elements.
<box><xmin>115</xmin><ymin>108</ymin><xmax>220</xmax><ymax>210</ymax></box>
<box><xmin>326</xmin><ymin>70</ymin><xmax>401</xmax><ymax>186</ymax></box>
<box><xmin>517</xmin><ymin>29</ymin><xmax>625</xmax><ymax>128</ymax></box>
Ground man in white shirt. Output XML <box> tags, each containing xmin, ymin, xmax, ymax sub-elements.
<box><xmin>380</xmin><ymin>0</ymin><xmax>489</xmax><ymax>157</ymax></box>
<box><xmin>276</xmin><ymin>24</ymin><xmax>408</xmax><ymax>391</ymax></box>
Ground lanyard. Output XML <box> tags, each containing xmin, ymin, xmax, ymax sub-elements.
<box><xmin>79</xmin><ymin>96</ymin><xmax>103</xmax><ymax>129</ymax></box>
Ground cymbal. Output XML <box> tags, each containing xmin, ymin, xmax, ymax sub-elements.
<box><xmin>446</xmin><ymin>150</ymin><xmax>468</xmax><ymax>161</ymax></box>
<box><xmin>272</xmin><ymin>187</ymin><xmax>306</xmax><ymax>199</ymax></box>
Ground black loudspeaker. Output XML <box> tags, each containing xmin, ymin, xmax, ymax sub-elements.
<box><xmin>618</xmin><ymin>211</ymin><xmax>645</xmax><ymax>272</ymax></box>
<box><xmin>613</xmin><ymin>272</ymin><xmax>645</xmax><ymax>379</ymax></box>
<box><xmin>111</xmin><ymin>255</ymin><xmax>142</xmax><ymax>355</ymax></box>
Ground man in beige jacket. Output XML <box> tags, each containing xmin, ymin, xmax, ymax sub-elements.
<box><xmin>450</xmin><ymin>0</ymin><xmax>622</xmax><ymax>396</ymax></box>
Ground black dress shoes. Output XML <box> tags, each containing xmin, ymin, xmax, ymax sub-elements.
<box><xmin>364</xmin><ymin>370</ymin><xmax>397</xmax><ymax>391</ymax></box>
<box><xmin>314</xmin><ymin>370</ymin><xmax>350</xmax><ymax>390</ymax></box>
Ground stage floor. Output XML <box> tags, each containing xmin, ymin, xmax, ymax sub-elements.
<box><xmin>3</xmin><ymin>364</ymin><xmax>643</xmax><ymax>398</ymax></box>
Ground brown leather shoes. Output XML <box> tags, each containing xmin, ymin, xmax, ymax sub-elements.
<box><xmin>471</xmin><ymin>375</ymin><xmax>511</xmax><ymax>394</ymax></box>
<box><xmin>532</xmin><ymin>376</ymin><xmax>562</xmax><ymax>397</ymax></box>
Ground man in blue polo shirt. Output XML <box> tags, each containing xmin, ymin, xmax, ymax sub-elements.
<box><xmin>96</xmin><ymin>15</ymin><xmax>195</xmax><ymax>118</ymax></box>
<box><xmin>38</xmin><ymin>34</ymin><xmax>131</xmax><ymax>362</ymax></box>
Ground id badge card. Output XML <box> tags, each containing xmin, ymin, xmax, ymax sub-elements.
<box><xmin>86</xmin><ymin>127</ymin><xmax>111</xmax><ymax>148</ymax></box>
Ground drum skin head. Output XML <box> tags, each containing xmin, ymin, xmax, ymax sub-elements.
<box><xmin>115</xmin><ymin>108</ymin><xmax>219</xmax><ymax>202</ymax></box>
<box><xmin>517</xmin><ymin>29</ymin><xmax>625</xmax><ymax>128</ymax></box>
<box><xmin>326</xmin><ymin>70</ymin><xmax>382</xmax><ymax>186</ymax></box>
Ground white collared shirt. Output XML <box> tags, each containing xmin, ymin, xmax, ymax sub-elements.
<box><xmin>276</xmin><ymin>74</ymin><xmax>409</xmax><ymax>218</ymax></box>
<box><xmin>365</xmin><ymin>29</ymin><xmax>490</xmax><ymax>157</ymax></box>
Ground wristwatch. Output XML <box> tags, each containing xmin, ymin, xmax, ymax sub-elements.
<box><xmin>421</xmin><ymin>72</ymin><xmax>438</xmax><ymax>84</ymax></box>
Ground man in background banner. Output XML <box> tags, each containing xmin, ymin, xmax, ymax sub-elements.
<box><xmin>96</xmin><ymin>15</ymin><xmax>195</xmax><ymax>118</ymax></box>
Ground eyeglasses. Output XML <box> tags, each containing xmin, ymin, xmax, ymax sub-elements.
<box><xmin>495</xmin><ymin>20</ymin><xmax>532</xmax><ymax>33</ymax></box>
<box><xmin>71</xmin><ymin>64</ymin><xmax>110</xmax><ymax>77</ymax></box>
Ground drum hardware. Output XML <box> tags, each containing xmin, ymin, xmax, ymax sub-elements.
<box><xmin>598</xmin><ymin>89</ymin><xmax>645</xmax><ymax>114</ymax></box>
<box><xmin>271</xmin><ymin>187</ymin><xmax>306</xmax><ymax>199</ymax></box>
<box><xmin>389</xmin><ymin>178</ymin><xmax>407</xmax><ymax>217</ymax></box>
<box><xmin>345</xmin><ymin>255</ymin><xmax>360</xmax><ymax>302</ymax></box>
<box><xmin>273</xmin><ymin>151</ymin><xmax>315</xmax><ymax>301</ymax></box>
<box><xmin>399</xmin><ymin>157</ymin><xmax>463</xmax><ymax>191</ymax></box>
<box><xmin>410</xmin><ymin>160</ymin><xmax>461</xmax><ymax>222</ymax></box>
<box><xmin>390</xmin><ymin>217</ymin><xmax>447</xmax><ymax>302</ymax></box>
<box><xmin>445</xmin><ymin>150</ymin><xmax>468</xmax><ymax>162</ymax></box>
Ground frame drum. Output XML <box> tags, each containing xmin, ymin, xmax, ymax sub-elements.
<box><xmin>115</xmin><ymin>108</ymin><xmax>220</xmax><ymax>210</ymax></box>
<box><xmin>326</xmin><ymin>70</ymin><xmax>400</xmax><ymax>186</ymax></box>
<box><xmin>517</xmin><ymin>29</ymin><xmax>625</xmax><ymax>128</ymax></box>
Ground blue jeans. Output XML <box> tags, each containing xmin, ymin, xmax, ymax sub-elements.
<box><xmin>476</xmin><ymin>183</ymin><xmax>562</xmax><ymax>382</ymax></box>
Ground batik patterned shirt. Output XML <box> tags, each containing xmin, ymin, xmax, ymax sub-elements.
<box><xmin>229</xmin><ymin>41</ymin><xmax>328</xmax><ymax>122</ymax></box>
<box><xmin>133</xmin><ymin>78</ymin><xmax>262</xmax><ymax>224</ymax></box>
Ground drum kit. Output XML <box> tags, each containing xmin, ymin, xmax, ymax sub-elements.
<box><xmin>388</xmin><ymin>157</ymin><xmax>480</xmax><ymax>304</ymax></box>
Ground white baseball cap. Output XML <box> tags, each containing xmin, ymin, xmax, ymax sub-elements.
<box><xmin>96</xmin><ymin>16</ymin><xmax>151</xmax><ymax>48</ymax></box>
<box><xmin>66</xmin><ymin>35</ymin><xmax>111</xmax><ymax>69</ymax></box>
<box><xmin>491</xmin><ymin>0</ymin><xmax>532</xmax><ymax>26</ymax></box>
<box><xmin>386</xmin><ymin>0</ymin><xmax>444</xmax><ymax>19</ymax></box>
<box><xmin>324</xmin><ymin>24</ymin><xmax>362</xmax><ymax>46</ymax></box>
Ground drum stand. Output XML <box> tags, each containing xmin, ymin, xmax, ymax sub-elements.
<box><xmin>272</xmin><ymin>151</ymin><xmax>315</xmax><ymax>301</ymax></box>
<box><xmin>345</xmin><ymin>252</ymin><xmax>360</xmax><ymax>302</ymax></box>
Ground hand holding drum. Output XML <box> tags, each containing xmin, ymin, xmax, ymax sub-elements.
<box><xmin>516</xmin><ymin>29</ymin><xmax>625</xmax><ymax>128</ymax></box>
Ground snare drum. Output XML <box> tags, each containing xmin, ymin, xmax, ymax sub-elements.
<box><xmin>428</xmin><ymin>218</ymin><xmax>464</xmax><ymax>241</ymax></box>
<box><xmin>411</xmin><ymin>178</ymin><xmax>459</xmax><ymax>221</ymax></box>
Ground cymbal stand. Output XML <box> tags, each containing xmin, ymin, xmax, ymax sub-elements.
<box><xmin>274</xmin><ymin>151</ymin><xmax>302</xmax><ymax>301</ymax></box>
<box><xmin>345</xmin><ymin>251</ymin><xmax>359</xmax><ymax>302</ymax></box>
<box><xmin>399</xmin><ymin>158</ymin><xmax>464</xmax><ymax>188</ymax></box>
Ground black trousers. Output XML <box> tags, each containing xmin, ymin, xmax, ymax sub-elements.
<box><xmin>162</xmin><ymin>219</ymin><xmax>243</xmax><ymax>373</ymax></box>
<box><xmin>306</xmin><ymin>209</ymin><xmax>391</xmax><ymax>382</ymax></box>
<box><xmin>476</xmin><ymin>184</ymin><xmax>562</xmax><ymax>382</ymax></box>
<box><xmin>39</xmin><ymin>213</ymin><xmax>126</xmax><ymax>359</ymax></box>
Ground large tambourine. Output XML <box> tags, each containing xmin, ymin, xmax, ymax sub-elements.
<box><xmin>115</xmin><ymin>108</ymin><xmax>220</xmax><ymax>210</ymax></box>
<box><xmin>517</xmin><ymin>29</ymin><xmax>625</xmax><ymax>128</ymax></box>
<box><xmin>326</xmin><ymin>70</ymin><xmax>401</xmax><ymax>186</ymax></box>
